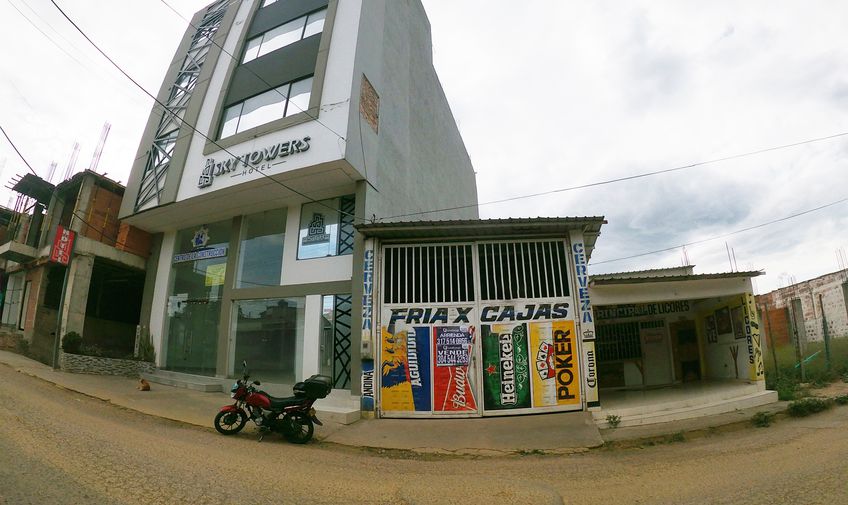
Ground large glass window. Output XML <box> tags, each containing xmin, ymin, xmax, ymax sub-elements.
<box><xmin>165</xmin><ymin>220</ymin><xmax>231</xmax><ymax>376</ymax></box>
<box><xmin>232</xmin><ymin>297</ymin><xmax>304</xmax><ymax>384</ymax></box>
<box><xmin>236</xmin><ymin>209</ymin><xmax>286</xmax><ymax>288</ymax></box>
<box><xmin>297</xmin><ymin>195</ymin><xmax>355</xmax><ymax>259</ymax></box>
<box><xmin>243</xmin><ymin>8</ymin><xmax>327</xmax><ymax>64</ymax></box>
<box><xmin>220</xmin><ymin>76</ymin><xmax>313</xmax><ymax>138</ymax></box>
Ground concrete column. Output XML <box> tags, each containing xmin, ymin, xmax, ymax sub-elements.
<box><xmin>60</xmin><ymin>254</ymin><xmax>95</xmax><ymax>338</ymax></box>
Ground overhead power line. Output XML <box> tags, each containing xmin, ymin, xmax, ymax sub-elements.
<box><xmin>591</xmin><ymin>196</ymin><xmax>848</xmax><ymax>265</ymax></box>
<box><xmin>378</xmin><ymin>131</ymin><xmax>848</xmax><ymax>221</ymax></box>
<box><xmin>0</xmin><ymin>122</ymin><xmax>148</xmax><ymax>256</ymax></box>
<box><xmin>48</xmin><ymin>0</ymin><xmax>359</xmax><ymax>222</ymax></box>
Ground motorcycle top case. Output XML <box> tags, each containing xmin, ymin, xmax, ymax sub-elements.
<box><xmin>293</xmin><ymin>375</ymin><xmax>332</xmax><ymax>399</ymax></box>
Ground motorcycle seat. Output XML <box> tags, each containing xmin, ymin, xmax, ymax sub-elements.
<box><xmin>264</xmin><ymin>394</ymin><xmax>304</xmax><ymax>410</ymax></box>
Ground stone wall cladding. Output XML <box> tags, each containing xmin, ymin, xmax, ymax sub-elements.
<box><xmin>59</xmin><ymin>352</ymin><xmax>155</xmax><ymax>376</ymax></box>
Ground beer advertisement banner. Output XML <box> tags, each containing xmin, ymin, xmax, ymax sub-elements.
<box><xmin>529</xmin><ymin>320</ymin><xmax>581</xmax><ymax>407</ymax></box>
<box><xmin>482</xmin><ymin>323</ymin><xmax>531</xmax><ymax>410</ymax></box>
<box><xmin>380</xmin><ymin>326</ymin><xmax>432</xmax><ymax>412</ymax></box>
<box><xmin>433</xmin><ymin>326</ymin><xmax>477</xmax><ymax>412</ymax></box>
<box><xmin>551</xmin><ymin>320</ymin><xmax>581</xmax><ymax>406</ymax></box>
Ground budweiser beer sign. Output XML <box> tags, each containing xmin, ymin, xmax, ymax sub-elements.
<box><xmin>50</xmin><ymin>225</ymin><xmax>75</xmax><ymax>265</ymax></box>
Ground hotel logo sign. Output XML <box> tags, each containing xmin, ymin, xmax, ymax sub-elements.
<box><xmin>198</xmin><ymin>137</ymin><xmax>311</xmax><ymax>189</ymax></box>
<box><xmin>301</xmin><ymin>212</ymin><xmax>330</xmax><ymax>245</ymax></box>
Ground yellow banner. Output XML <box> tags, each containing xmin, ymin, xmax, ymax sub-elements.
<box><xmin>529</xmin><ymin>321</ymin><xmax>558</xmax><ymax>408</ymax></box>
<box><xmin>744</xmin><ymin>293</ymin><xmax>765</xmax><ymax>381</ymax></box>
<box><xmin>204</xmin><ymin>263</ymin><xmax>226</xmax><ymax>286</ymax></box>
<box><xmin>380</xmin><ymin>327</ymin><xmax>415</xmax><ymax>411</ymax></box>
<box><xmin>553</xmin><ymin>320</ymin><xmax>581</xmax><ymax>406</ymax></box>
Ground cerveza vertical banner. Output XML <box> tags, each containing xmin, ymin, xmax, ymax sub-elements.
<box><xmin>433</xmin><ymin>326</ymin><xmax>477</xmax><ymax>412</ymax></box>
<box><xmin>570</xmin><ymin>231</ymin><xmax>600</xmax><ymax>408</ymax></box>
<box><xmin>482</xmin><ymin>323</ymin><xmax>531</xmax><ymax>410</ymax></box>
<box><xmin>380</xmin><ymin>326</ymin><xmax>432</xmax><ymax>412</ymax></box>
<box><xmin>743</xmin><ymin>293</ymin><xmax>765</xmax><ymax>381</ymax></box>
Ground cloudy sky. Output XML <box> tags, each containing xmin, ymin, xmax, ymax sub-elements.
<box><xmin>1</xmin><ymin>0</ymin><xmax>847</xmax><ymax>293</ymax></box>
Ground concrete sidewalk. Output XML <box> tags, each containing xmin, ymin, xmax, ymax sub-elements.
<box><xmin>1</xmin><ymin>349</ymin><xmax>787</xmax><ymax>455</ymax></box>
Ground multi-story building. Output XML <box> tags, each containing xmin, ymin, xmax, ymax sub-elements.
<box><xmin>0</xmin><ymin>171</ymin><xmax>150</xmax><ymax>365</ymax></box>
<box><xmin>119</xmin><ymin>0</ymin><xmax>477</xmax><ymax>407</ymax></box>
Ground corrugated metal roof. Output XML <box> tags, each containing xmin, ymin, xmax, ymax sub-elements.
<box><xmin>591</xmin><ymin>266</ymin><xmax>696</xmax><ymax>280</ymax></box>
<box><xmin>356</xmin><ymin>216</ymin><xmax>606</xmax><ymax>258</ymax></box>
<box><xmin>590</xmin><ymin>270</ymin><xmax>764</xmax><ymax>285</ymax></box>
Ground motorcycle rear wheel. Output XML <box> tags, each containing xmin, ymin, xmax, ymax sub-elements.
<box><xmin>214</xmin><ymin>410</ymin><xmax>247</xmax><ymax>435</ymax></box>
<box><xmin>283</xmin><ymin>412</ymin><xmax>314</xmax><ymax>444</ymax></box>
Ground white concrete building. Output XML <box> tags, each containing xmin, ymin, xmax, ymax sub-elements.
<box><xmin>119</xmin><ymin>0</ymin><xmax>477</xmax><ymax>410</ymax></box>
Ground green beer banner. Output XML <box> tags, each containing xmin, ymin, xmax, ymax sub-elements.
<box><xmin>482</xmin><ymin>323</ymin><xmax>531</xmax><ymax>410</ymax></box>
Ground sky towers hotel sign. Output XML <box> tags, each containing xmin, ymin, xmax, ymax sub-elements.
<box><xmin>198</xmin><ymin>137</ymin><xmax>311</xmax><ymax>189</ymax></box>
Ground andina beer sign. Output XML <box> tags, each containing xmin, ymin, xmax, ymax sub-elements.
<box><xmin>198</xmin><ymin>137</ymin><xmax>311</xmax><ymax>189</ymax></box>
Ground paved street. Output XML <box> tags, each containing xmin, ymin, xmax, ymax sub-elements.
<box><xmin>2</xmin><ymin>364</ymin><xmax>847</xmax><ymax>505</ymax></box>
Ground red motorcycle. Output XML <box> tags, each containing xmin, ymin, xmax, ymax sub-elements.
<box><xmin>214</xmin><ymin>362</ymin><xmax>331</xmax><ymax>444</ymax></box>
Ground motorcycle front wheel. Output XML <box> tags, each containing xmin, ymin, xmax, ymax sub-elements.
<box><xmin>214</xmin><ymin>409</ymin><xmax>247</xmax><ymax>435</ymax></box>
<box><xmin>283</xmin><ymin>412</ymin><xmax>314</xmax><ymax>444</ymax></box>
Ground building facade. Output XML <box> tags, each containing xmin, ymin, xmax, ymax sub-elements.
<box><xmin>0</xmin><ymin>171</ymin><xmax>150</xmax><ymax>365</ymax></box>
<box><xmin>119</xmin><ymin>0</ymin><xmax>477</xmax><ymax>400</ymax></box>
<box><xmin>756</xmin><ymin>269</ymin><xmax>848</xmax><ymax>347</ymax></box>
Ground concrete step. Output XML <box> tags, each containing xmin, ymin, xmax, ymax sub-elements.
<box><xmin>315</xmin><ymin>404</ymin><xmax>361</xmax><ymax>425</ymax></box>
<box><xmin>593</xmin><ymin>383</ymin><xmax>762</xmax><ymax>419</ymax></box>
<box><xmin>594</xmin><ymin>390</ymin><xmax>779</xmax><ymax>428</ymax></box>
<box><xmin>141</xmin><ymin>370</ymin><xmax>222</xmax><ymax>392</ymax></box>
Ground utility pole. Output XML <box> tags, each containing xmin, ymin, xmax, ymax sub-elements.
<box><xmin>761</xmin><ymin>300</ymin><xmax>779</xmax><ymax>378</ymax></box>
<box><xmin>819</xmin><ymin>294</ymin><xmax>831</xmax><ymax>371</ymax></box>
<box><xmin>788</xmin><ymin>279</ymin><xmax>806</xmax><ymax>382</ymax></box>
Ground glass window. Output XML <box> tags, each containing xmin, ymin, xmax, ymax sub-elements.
<box><xmin>297</xmin><ymin>195</ymin><xmax>355</xmax><ymax>259</ymax></box>
<box><xmin>258</xmin><ymin>17</ymin><xmax>306</xmax><ymax>59</ymax></box>
<box><xmin>219</xmin><ymin>78</ymin><xmax>312</xmax><ymax>138</ymax></box>
<box><xmin>220</xmin><ymin>103</ymin><xmax>243</xmax><ymax>138</ymax></box>
<box><xmin>242</xmin><ymin>36</ymin><xmax>262</xmax><ymax>63</ymax></box>
<box><xmin>232</xmin><ymin>297</ymin><xmax>304</xmax><ymax>384</ymax></box>
<box><xmin>242</xmin><ymin>8</ymin><xmax>327</xmax><ymax>64</ymax></box>
<box><xmin>236</xmin><ymin>208</ymin><xmax>286</xmax><ymax>288</ymax></box>
<box><xmin>303</xmin><ymin>9</ymin><xmax>326</xmax><ymax>38</ymax></box>
<box><xmin>236</xmin><ymin>87</ymin><xmax>288</xmax><ymax>133</ymax></box>
<box><xmin>297</xmin><ymin>200</ymin><xmax>340</xmax><ymax>259</ymax></box>
<box><xmin>285</xmin><ymin>77</ymin><xmax>313</xmax><ymax>117</ymax></box>
<box><xmin>165</xmin><ymin>220</ymin><xmax>231</xmax><ymax>376</ymax></box>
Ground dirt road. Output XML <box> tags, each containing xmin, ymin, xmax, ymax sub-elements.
<box><xmin>1</xmin><ymin>364</ymin><xmax>845</xmax><ymax>504</ymax></box>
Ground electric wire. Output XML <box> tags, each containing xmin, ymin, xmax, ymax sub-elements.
<box><xmin>1</xmin><ymin>123</ymin><xmax>148</xmax><ymax>256</ymax></box>
<box><xmin>378</xmin><ymin>131</ymin><xmax>848</xmax><ymax>221</ymax></box>
<box><xmin>591</xmin><ymin>196</ymin><xmax>848</xmax><ymax>265</ymax></box>
<box><xmin>48</xmin><ymin>0</ymin><xmax>359</xmax><ymax>222</ymax></box>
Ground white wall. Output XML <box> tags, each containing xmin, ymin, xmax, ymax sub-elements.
<box><xmin>150</xmin><ymin>231</ymin><xmax>176</xmax><ymax>366</ymax></box>
<box><xmin>175</xmin><ymin>0</ymin><xmax>362</xmax><ymax>202</ymax></box>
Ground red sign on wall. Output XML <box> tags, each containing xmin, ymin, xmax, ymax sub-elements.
<box><xmin>50</xmin><ymin>225</ymin><xmax>75</xmax><ymax>265</ymax></box>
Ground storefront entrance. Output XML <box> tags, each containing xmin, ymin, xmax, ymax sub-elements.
<box><xmin>377</xmin><ymin>240</ymin><xmax>586</xmax><ymax>418</ymax></box>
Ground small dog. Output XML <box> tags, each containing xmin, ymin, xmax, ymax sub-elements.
<box><xmin>137</xmin><ymin>378</ymin><xmax>151</xmax><ymax>391</ymax></box>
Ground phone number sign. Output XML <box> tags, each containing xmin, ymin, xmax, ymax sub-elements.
<box><xmin>50</xmin><ymin>225</ymin><xmax>75</xmax><ymax>265</ymax></box>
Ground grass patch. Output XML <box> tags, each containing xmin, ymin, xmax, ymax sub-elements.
<box><xmin>605</xmin><ymin>414</ymin><xmax>621</xmax><ymax>429</ymax></box>
<box><xmin>751</xmin><ymin>411</ymin><xmax>775</xmax><ymax>427</ymax></box>
<box><xmin>764</xmin><ymin>339</ymin><xmax>848</xmax><ymax>398</ymax></box>
<box><xmin>786</xmin><ymin>397</ymin><xmax>833</xmax><ymax>417</ymax></box>
<box><xmin>834</xmin><ymin>395</ymin><xmax>848</xmax><ymax>406</ymax></box>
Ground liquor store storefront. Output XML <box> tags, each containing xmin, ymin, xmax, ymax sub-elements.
<box><xmin>356</xmin><ymin>218</ymin><xmax>605</xmax><ymax>418</ymax></box>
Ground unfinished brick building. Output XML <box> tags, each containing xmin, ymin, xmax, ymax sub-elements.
<box><xmin>756</xmin><ymin>269</ymin><xmax>848</xmax><ymax>348</ymax></box>
<box><xmin>0</xmin><ymin>171</ymin><xmax>151</xmax><ymax>365</ymax></box>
